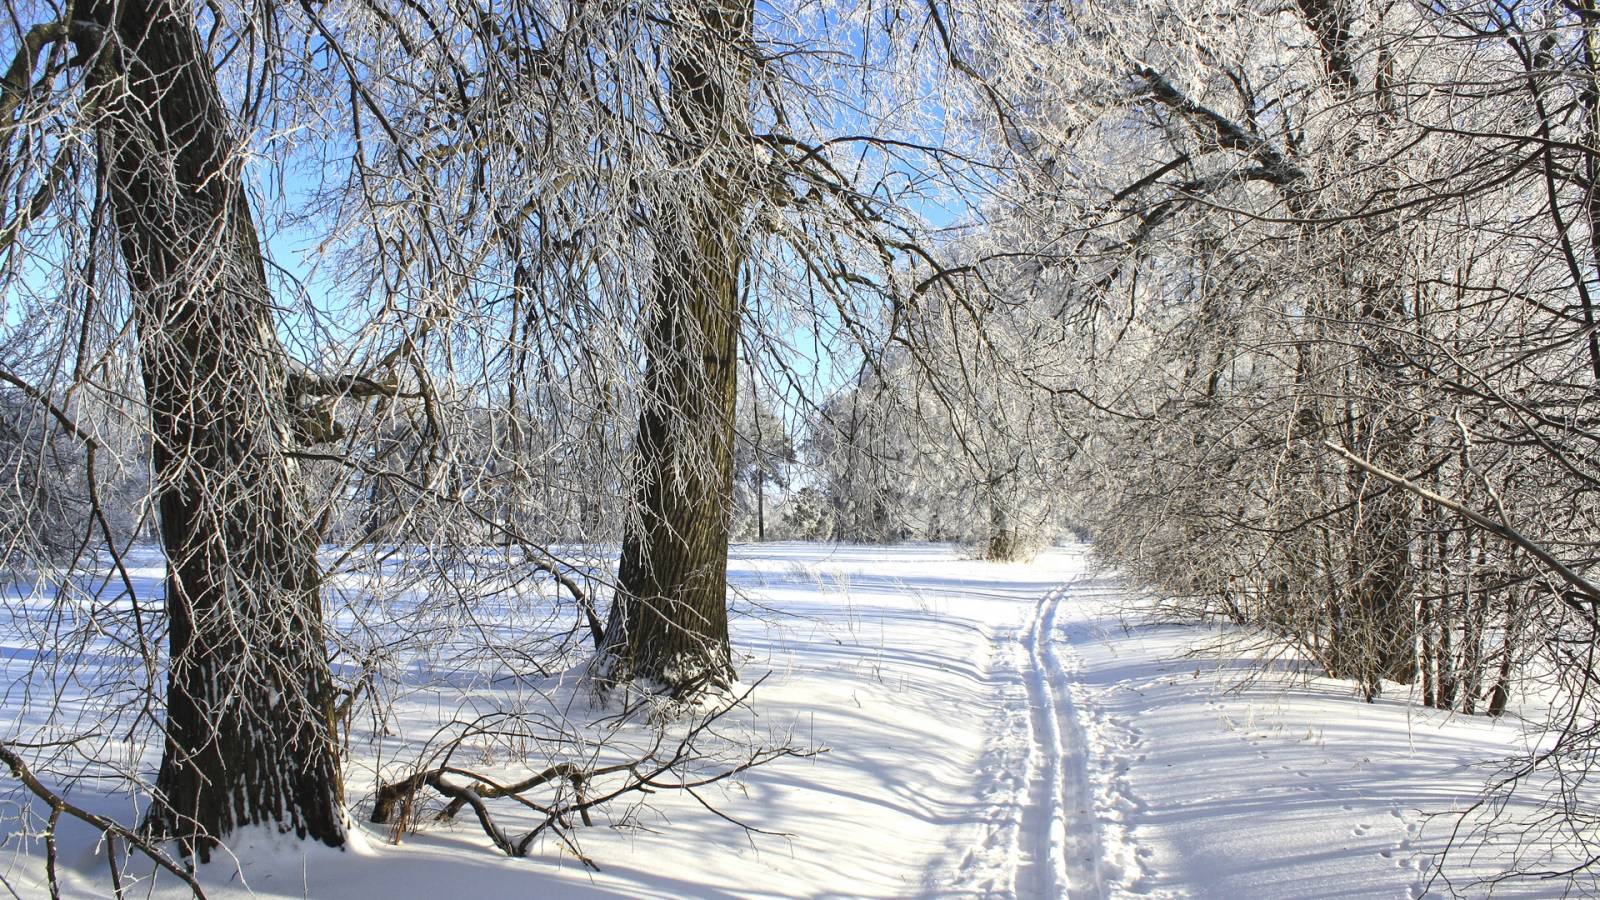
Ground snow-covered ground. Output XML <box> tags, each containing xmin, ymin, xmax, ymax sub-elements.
<box><xmin>0</xmin><ymin>544</ymin><xmax>1560</xmax><ymax>897</ymax></box>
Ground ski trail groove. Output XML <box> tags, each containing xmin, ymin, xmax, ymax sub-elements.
<box><xmin>1019</xmin><ymin>578</ymin><xmax>1108</xmax><ymax>900</ymax></box>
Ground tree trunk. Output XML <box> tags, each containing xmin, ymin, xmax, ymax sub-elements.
<box><xmin>1288</xmin><ymin>0</ymin><xmax>1417</xmax><ymax>698</ymax></box>
<box><xmin>756</xmin><ymin>474</ymin><xmax>766</xmax><ymax>543</ymax></box>
<box><xmin>1436</xmin><ymin>532</ymin><xmax>1459</xmax><ymax>710</ymax></box>
<box><xmin>985</xmin><ymin>484</ymin><xmax>1020</xmax><ymax>561</ymax></box>
<box><xmin>81</xmin><ymin>0</ymin><xmax>343</xmax><ymax>858</ymax></box>
<box><xmin>1576</xmin><ymin>1</ymin><xmax>1600</xmax><ymax>381</ymax></box>
<box><xmin>1347</xmin><ymin>459</ymin><xmax>1416</xmax><ymax>692</ymax></box>
<box><xmin>601</xmin><ymin>0</ymin><xmax>751</xmax><ymax>695</ymax></box>
<box><xmin>1345</xmin><ymin>275</ymin><xmax>1418</xmax><ymax>693</ymax></box>
<box><xmin>1486</xmin><ymin>587</ymin><xmax>1518</xmax><ymax>717</ymax></box>
<box><xmin>1461</xmin><ymin>534</ymin><xmax>1487</xmax><ymax>714</ymax></box>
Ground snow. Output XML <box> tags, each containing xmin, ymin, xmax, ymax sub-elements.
<box><xmin>0</xmin><ymin>543</ymin><xmax>1564</xmax><ymax>897</ymax></box>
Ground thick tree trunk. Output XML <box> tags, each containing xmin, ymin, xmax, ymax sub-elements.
<box><xmin>601</xmin><ymin>0</ymin><xmax>751</xmax><ymax>694</ymax></box>
<box><xmin>82</xmin><ymin>0</ymin><xmax>343</xmax><ymax>858</ymax></box>
<box><xmin>603</xmin><ymin>247</ymin><xmax>740</xmax><ymax>691</ymax></box>
<box><xmin>985</xmin><ymin>486</ymin><xmax>1021</xmax><ymax>561</ymax></box>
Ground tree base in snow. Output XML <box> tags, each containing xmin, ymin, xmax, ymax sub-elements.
<box><xmin>983</xmin><ymin>529</ymin><xmax>1039</xmax><ymax>562</ymax></box>
<box><xmin>592</xmin><ymin>639</ymin><xmax>738</xmax><ymax>705</ymax></box>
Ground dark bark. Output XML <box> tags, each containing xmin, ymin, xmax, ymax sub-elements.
<box><xmin>79</xmin><ymin>0</ymin><xmax>343</xmax><ymax>857</ymax></box>
<box><xmin>984</xmin><ymin>485</ymin><xmax>1022</xmax><ymax>561</ymax></box>
<box><xmin>756</xmin><ymin>473</ymin><xmax>766</xmax><ymax>543</ymax></box>
<box><xmin>1486</xmin><ymin>588</ymin><xmax>1518</xmax><ymax>717</ymax></box>
<box><xmin>1347</xmin><ymin>459</ymin><xmax>1416</xmax><ymax>693</ymax></box>
<box><xmin>601</xmin><ymin>0</ymin><xmax>752</xmax><ymax>694</ymax></box>
<box><xmin>1300</xmin><ymin>0</ymin><xmax>1417</xmax><ymax>696</ymax></box>
<box><xmin>1437</xmin><ymin>555</ymin><xmax>1459</xmax><ymax>710</ymax></box>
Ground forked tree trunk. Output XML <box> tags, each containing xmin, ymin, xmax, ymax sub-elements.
<box><xmin>81</xmin><ymin>0</ymin><xmax>343</xmax><ymax>858</ymax></box>
<box><xmin>1486</xmin><ymin>585</ymin><xmax>1517</xmax><ymax>717</ymax></box>
<box><xmin>601</xmin><ymin>0</ymin><xmax>751</xmax><ymax>694</ymax></box>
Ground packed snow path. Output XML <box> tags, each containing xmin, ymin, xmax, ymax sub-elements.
<box><xmin>8</xmin><ymin>544</ymin><xmax>1546</xmax><ymax>897</ymax></box>
<box><xmin>1021</xmin><ymin>580</ymin><xmax>1109</xmax><ymax>899</ymax></box>
<box><xmin>956</xmin><ymin>556</ymin><xmax>1151</xmax><ymax>898</ymax></box>
<box><xmin>946</xmin><ymin>548</ymin><xmax>1534</xmax><ymax>899</ymax></box>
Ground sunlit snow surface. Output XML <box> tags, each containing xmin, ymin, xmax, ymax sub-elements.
<box><xmin>0</xmin><ymin>544</ymin><xmax>1559</xmax><ymax>897</ymax></box>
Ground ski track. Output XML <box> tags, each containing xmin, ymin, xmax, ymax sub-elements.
<box><xmin>1019</xmin><ymin>580</ymin><xmax>1106</xmax><ymax>898</ymax></box>
<box><xmin>1003</xmin><ymin>566</ymin><xmax>1172</xmax><ymax>900</ymax></box>
<box><xmin>929</xmin><ymin>552</ymin><xmax>1503</xmax><ymax>900</ymax></box>
<box><xmin>940</xmin><ymin>573</ymin><xmax>1112</xmax><ymax>899</ymax></box>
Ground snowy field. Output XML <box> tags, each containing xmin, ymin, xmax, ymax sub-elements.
<box><xmin>0</xmin><ymin>543</ymin><xmax>1559</xmax><ymax>898</ymax></box>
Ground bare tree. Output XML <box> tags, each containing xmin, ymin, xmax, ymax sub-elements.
<box><xmin>0</xmin><ymin>0</ymin><xmax>1066</xmax><ymax>882</ymax></box>
<box><xmin>598</xmin><ymin>0</ymin><xmax>754</xmax><ymax>695</ymax></box>
<box><xmin>64</xmin><ymin>0</ymin><xmax>348</xmax><ymax>855</ymax></box>
<box><xmin>733</xmin><ymin>382</ymin><xmax>795</xmax><ymax>543</ymax></box>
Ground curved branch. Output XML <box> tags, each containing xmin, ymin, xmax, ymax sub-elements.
<box><xmin>1324</xmin><ymin>441</ymin><xmax>1600</xmax><ymax>607</ymax></box>
<box><xmin>0</xmin><ymin>740</ymin><xmax>208</xmax><ymax>899</ymax></box>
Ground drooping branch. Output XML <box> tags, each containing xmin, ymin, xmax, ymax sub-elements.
<box><xmin>1324</xmin><ymin>441</ymin><xmax>1600</xmax><ymax>607</ymax></box>
<box><xmin>0</xmin><ymin>740</ymin><xmax>208</xmax><ymax>899</ymax></box>
<box><xmin>0</xmin><ymin>365</ymin><xmax>100</xmax><ymax>448</ymax></box>
<box><xmin>289</xmin><ymin>448</ymin><xmax>606</xmax><ymax>647</ymax></box>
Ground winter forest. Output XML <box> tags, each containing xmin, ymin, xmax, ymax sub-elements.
<box><xmin>0</xmin><ymin>0</ymin><xmax>1598</xmax><ymax>896</ymax></box>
